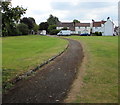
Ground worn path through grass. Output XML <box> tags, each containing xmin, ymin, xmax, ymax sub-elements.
<box><xmin>3</xmin><ymin>38</ymin><xmax>84</xmax><ymax>103</ymax></box>
<box><xmin>2</xmin><ymin>35</ymin><xmax>68</xmax><ymax>87</ymax></box>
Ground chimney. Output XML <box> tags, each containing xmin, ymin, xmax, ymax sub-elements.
<box><xmin>92</xmin><ymin>19</ymin><xmax>94</xmax><ymax>27</ymax></box>
<box><xmin>107</xmin><ymin>17</ymin><xmax>110</xmax><ymax>20</ymax></box>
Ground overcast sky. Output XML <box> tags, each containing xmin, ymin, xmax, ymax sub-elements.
<box><xmin>11</xmin><ymin>0</ymin><xmax>119</xmax><ymax>26</ymax></box>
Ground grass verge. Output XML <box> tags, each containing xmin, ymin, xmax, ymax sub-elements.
<box><xmin>2</xmin><ymin>35</ymin><xmax>68</xmax><ymax>87</ymax></box>
<box><xmin>68</xmin><ymin>36</ymin><xmax>118</xmax><ymax>103</ymax></box>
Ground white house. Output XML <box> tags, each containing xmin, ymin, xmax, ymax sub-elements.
<box><xmin>75</xmin><ymin>23</ymin><xmax>91</xmax><ymax>34</ymax></box>
<box><xmin>56</xmin><ymin>22</ymin><xmax>75</xmax><ymax>34</ymax></box>
<box><xmin>91</xmin><ymin>18</ymin><xmax>114</xmax><ymax>36</ymax></box>
<box><xmin>57</xmin><ymin>18</ymin><xmax>115</xmax><ymax>36</ymax></box>
<box><xmin>56</xmin><ymin>22</ymin><xmax>91</xmax><ymax>34</ymax></box>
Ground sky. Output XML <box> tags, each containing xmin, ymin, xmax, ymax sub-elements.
<box><xmin>11</xmin><ymin>0</ymin><xmax>119</xmax><ymax>26</ymax></box>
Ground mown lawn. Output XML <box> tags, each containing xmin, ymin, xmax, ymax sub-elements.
<box><xmin>69</xmin><ymin>36</ymin><xmax>118</xmax><ymax>103</ymax></box>
<box><xmin>0</xmin><ymin>38</ymin><xmax>2</xmax><ymax>93</ymax></box>
<box><xmin>2</xmin><ymin>35</ymin><xmax>68</xmax><ymax>85</ymax></box>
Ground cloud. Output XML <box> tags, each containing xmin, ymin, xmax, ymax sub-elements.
<box><xmin>51</xmin><ymin>1</ymin><xmax>118</xmax><ymax>24</ymax></box>
<box><xmin>11</xmin><ymin>0</ymin><xmax>118</xmax><ymax>25</ymax></box>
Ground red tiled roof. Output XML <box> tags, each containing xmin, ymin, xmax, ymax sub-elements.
<box><xmin>93</xmin><ymin>21</ymin><xmax>106</xmax><ymax>27</ymax></box>
<box><xmin>75</xmin><ymin>23</ymin><xmax>90</xmax><ymax>27</ymax></box>
<box><xmin>93</xmin><ymin>22</ymin><xmax>101</xmax><ymax>27</ymax></box>
<box><xmin>57</xmin><ymin>22</ymin><xmax>75</xmax><ymax>31</ymax></box>
<box><xmin>101</xmin><ymin>21</ymin><xmax>106</xmax><ymax>24</ymax></box>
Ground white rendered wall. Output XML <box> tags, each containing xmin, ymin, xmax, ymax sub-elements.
<box><xmin>75</xmin><ymin>27</ymin><xmax>90</xmax><ymax>34</ymax></box>
<box><xmin>103</xmin><ymin>20</ymin><xmax>114</xmax><ymax>36</ymax></box>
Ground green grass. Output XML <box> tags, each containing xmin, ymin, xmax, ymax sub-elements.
<box><xmin>0</xmin><ymin>38</ymin><xmax>2</xmax><ymax>93</ymax></box>
<box><xmin>2</xmin><ymin>35</ymin><xmax>68</xmax><ymax>84</ymax></box>
<box><xmin>68</xmin><ymin>36</ymin><xmax>118</xmax><ymax>103</ymax></box>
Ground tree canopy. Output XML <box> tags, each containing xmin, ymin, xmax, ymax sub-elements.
<box><xmin>73</xmin><ymin>19</ymin><xmax>80</xmax><ymax>23</ymax></box>
<box><xmin>17</xmin><ymin>23</ymin><xmax>29</xmax><ymax>35</ymax></box>
<box><xmin>1</xmin><ymin>1</ymin><xmax>27</xmax><ymax>36</ymax></box>
<box><xmin>39</xmin><ymin>22</ymin><xmax>49</xmax><ymax>31</ymax></box>
<box><xmin>20</xmin><ymin>17</ymin><xmax>35</xmax><ymax>30</ymax></box>
<box><xmin>47</xmin><ymin>14</ymin><xmax>60</xmax><ymax>25</ymax></box>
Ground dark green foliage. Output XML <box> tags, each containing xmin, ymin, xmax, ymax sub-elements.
<box><xmin>20</xmin><ymin>17</ymin><xmax>38</xmax><ymax>34</ymax></box>
<box><xmin>73</xmin><ymin>19</ymin><xmax>80</xmax><ymax>23</ymax></box>
<box><xmin>48</xmin><ymin>25</ymin><xmax>56</xmax><ymax>31</ymax></box>
<box><xmin>47</xmin><ymin>14</ymin><xmax>59</xmax><ymax>25</ymax></box>
<box><xmin>20</xmin><ymin>17</ymin><xmax>34</xmax><ymax>30</ymax></box>
<box><xmin>33</xmin><ymin>24</ymin><xmax>39</xmax><ymax>33</ymax></box>
<box><xmin>29</xmin><ymin>17</ymin><xmax>36</xmax><ymax>24</ymax></box>
<box><xmin>48</xmin><ymin>25</ymin><xmax>60</xmax><ymax>35</ymax></box>
<box><xmin>93</xmin><ymin>32</ymin><xmax>102</xmax><ymax>36</ymax></box>
<box><xmin>39</xmin><ymin>22</ymin><xmax>49</xmax><ymax>31</ymax></box>
<box><xmin>61</xmin><ymin>27</ymin><xmax>68</xmax><ymax>30</ymax></box>
<box><xmin>1</xmin><ymin>1</ymin><xmax>27</xmax><ymax>36</ymax></box>
<box><xmin>49</xmin><ymin>29</ymin><xmax>60</xmax><ymax>35</ymax></box>
<box><xmin>17</xmin><ymin>23</ymin><xmax>29</xmax><ymax>35</ymax></box>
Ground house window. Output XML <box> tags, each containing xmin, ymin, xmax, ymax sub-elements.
<box><xmin>78</xmin><ymin>31</ymin><xmax>81</xmax><ymax>34</ymax></box>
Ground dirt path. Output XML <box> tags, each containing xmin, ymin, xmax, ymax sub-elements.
<box><xmin>2</xmin><ymin>38</ymin><xmax>84</xmax><ymax>103</ymax></box>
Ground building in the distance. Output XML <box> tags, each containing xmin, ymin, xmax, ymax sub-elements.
<box><xmin>91</xmin><ymin>17</ymin><xmax>114</xmax><ymax>36</ymax></box>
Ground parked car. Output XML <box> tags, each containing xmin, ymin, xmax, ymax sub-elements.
<box><xmin>57</xmin><ymin>30</ymin><xmax>71</xmax><ymax>36</ymax></box>
<box><xmin>80</xmin><ymin>33</ymin><xmax>90</xmax><ymax>36</ymax></box>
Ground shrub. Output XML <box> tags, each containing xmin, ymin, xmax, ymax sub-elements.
<box><xmin>93</xmin><ymin>32</ymin><xmax>102</xmax><ymax>36</ymax></box>
<box><xmin>49</xmin><ymin>29</ymin><xmax>60</xmax><ymax>35</ymax></box>
<box><xmin>17</xmin><ymin>23</ymin><xmax>29</xmax><ymax>35</ymax></box>
<box><xmin>61</xmin><ymin>27</ymin><xmax>68</xmax><ymax>30</ymax></box>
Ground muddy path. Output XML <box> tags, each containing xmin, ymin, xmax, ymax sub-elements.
<box><xmin>2</xmin><ymin>38</ymin><xmax>84</xmax><ymax>103</ymax></box>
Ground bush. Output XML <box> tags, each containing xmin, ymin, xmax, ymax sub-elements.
<box><xmin>93</xmin><ymin>32</ymin><xmax>102</xmax><ymax>36</ymax></box>
<box><xmin>61</xmin><ymin>27</ymin><xmax>68</xmax><ymax>30</ymax></box>
<box><xmin>49</xmin><ymin>29</ymin><xmax>60</xmax><ymax>35</ymax></box>
<box><xmin>17</xmin><ymin>23</ymin><xmax>29</xmax><ymax>35</ymax></box>
<box><xmin>48</xmin><ymin>25</ymin><xmax>56</xmax><ymax>32</ymax></box>
<box><xmin>48</xmin><ymin>25</ymin><xmax>60</xmax><ymax>35</ymax></box>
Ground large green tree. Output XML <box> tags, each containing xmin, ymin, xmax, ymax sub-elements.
<box><xmin>39</xmin><ymin>22</ymin><xmax>49</xmax><ymax>31</ymax></box>
<box><xmin>20</xmin><ymin>17</ymin><xmax>34</xmax><ymax>30</ymax></box>
<box><xmin>48</xmin><ymin>25</ymin><xmax>60</xmax><ymax>35</ymax></box>
<box><xmin>1</xmin><ymin>1</ymin><xmax>27</xmax><ymax>36</ymax></box>
<box><xmin>73</xmin><ymin>19</ymin><xmax>80</xmax><ymax>23</ymax></box>
<box><xmin>17</xmin><ymin>23</ymin><xmax>29</xmax><ymax>35</ymax></box>
<box><xmin>47</xmin><ymin>14</ymin><xmax>59</xmax><ymax>25</ymax></box>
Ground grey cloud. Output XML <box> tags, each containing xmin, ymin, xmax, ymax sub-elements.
<box><xmin>51</xmin><ymin>2</ymin><xmax>73</xmax><ymax>10</ymax></box>
<box><xmin>51</xmin><ymin>2</ymin><xmax>114</xmax><ymax>11</ymax></box>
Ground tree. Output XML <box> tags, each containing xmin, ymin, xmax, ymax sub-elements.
<box><xmin>29</xmin><ymin>17</ymin><xmax>36</xmax><ymax>24</ymax></box>
<box><xmin>73</xmin><ymin>19</ymin><xmax>80</xmax><ymax>23</ymax></box>
<box><xmin>48</xmin><ymin>25</ymin><xmax>60</xmax><ymax>35</ymax></box>
<box><xmin>20</xmin><ymin>17</ymin><xmax>34</xmax><ymax>30</ymax></box>
<box><xmin>48</xmin><ymin>25</ymin><xmax>57</xmax><ymax>31</ymax></box>
<box><xmin>1</xmin><ymin>1</ymin><xmax>27</xmax><ymax>36</ymax></box>
<box><xmin>33</xmin><ymin>24</ymin><xmax>39</xmax><ymax>34</ymax></box>
<box><xmin>17</xmin><ymin>23</ymin><xmax>29</xmax><ymax>35</ymax></box>
<box><xmin>39</xmin><ymin>22</ymin><xmax>49</xmax><ymax>31</ymax></box>
<box><xmin>47</xmin><ymin>14</ymin><xmax>60</xmax><ymax>25</ymax></box>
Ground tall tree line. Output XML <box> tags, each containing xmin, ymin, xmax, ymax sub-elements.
<box><xmin>1</xmin><ymin>1</ymin><xmax>39</xmax><ymax>37</ymax></box>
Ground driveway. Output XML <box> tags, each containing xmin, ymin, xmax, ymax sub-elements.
<box><xmin>3</xmin><ymin>38</ymin><xmax>84</xmax><ymax>103</ymax></box>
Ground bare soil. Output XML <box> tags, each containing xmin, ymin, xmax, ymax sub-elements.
<box><xmin>2</xmin><ymin>38</ymin><xmax>84</xmax><ymax>103</ymax></box>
